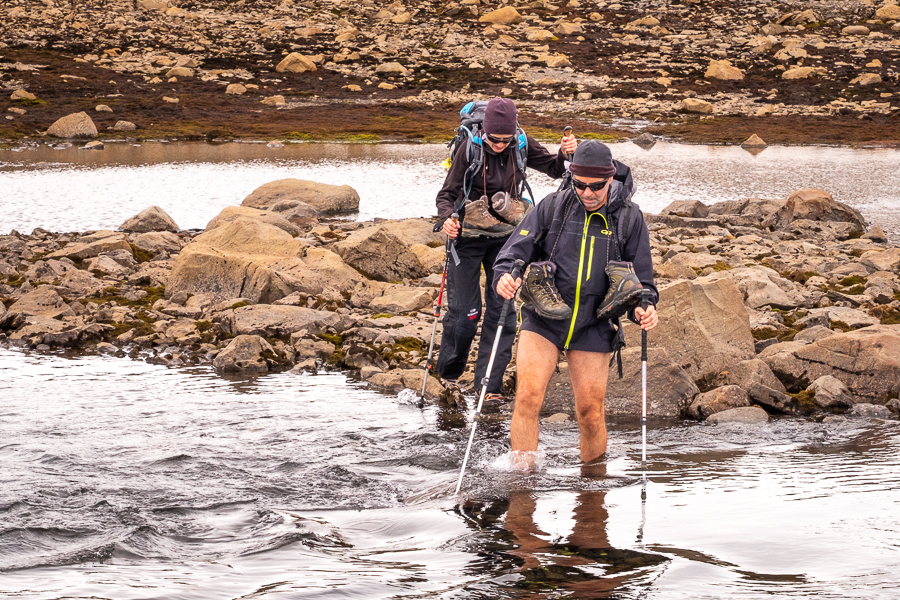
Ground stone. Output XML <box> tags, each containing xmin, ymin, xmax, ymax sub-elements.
<box><xmin>213</xmin><ymin>335</ymin><xmax>278</xmax><ymax>372</ymax></box>
<box><xmin>624</xmin><ymin>275</ymin><xmax>755</xmax><ymax>381</ymax></box>
<box><xmin>762</xmin><ymin>189</ymin><xmax>866</xmax><ymax>233</ymax></box>
<box><xmin>793</xmin><ymin>325</ymin><xmax>834</xmax><ymax>344</ymax></box>
<box><xmin>847</xmin><ymin>403</ymin><xmax>893</xmax><ymax>419</ymax></box>
<box><xmin>85</xmin><ymin>254</ymin><xmax>133</xmax><ymax>278</ymax></box>
<box><xmin>133</xmin><ymin>231</ymin><xmax>182</xmax><ymax>255</ymax></box>
<box><xmin>842</xmin><ymin>25</ymin><xmax>871</xmax><ymax>35</ymax></box>
<box><xmin>242</xmin><ymin>179</ymin><xmax>359</xmax><ymax>214</ymax></box>
<box><xmin>368</xmin><ymin>287</ymin><xmax>434</xmax><ymax>314</ymax></box>
<box><xmin>268</xmin><ymin>198</ymin><xmax>319</xmax><ymax>224</ymax></box>
<box><xmin>706</xmin><ymin>406</ymin><xmax>769</xmax><ymax>424</ymax></box>
<box><xmin>205</xmin><ymin>206</ymin><xmax>298</xmax><ymax>237</ymax></box>
<box><xmin>120</xmin><ymin>205</ymin><xmax>179</xmax><ymax>233</ymax></box>
<box><xmin>81</xmin><ymin>141</ymin><xmax>104</xmax><ymax>151</ymax></box>
<box><xmin>261</xmin><ymin>95</ymin><xmax>286</xmax><ymax>106</ymax></box>
<box><xmin>680</xmin><ymin>98</ymin><xmax>713</xmax><ymax>114</ymax></box>
<box><xmin>95</xmin><ymin>104</ymin><xmax>113</xmax><ymax>112</ymax></box>
<box><xmin>225</xmin><ymin>83</ymin><xmax>247</xmax><ymax>95</ymax></box>
<box><xmin>276</xmin><ymin>53</ymin><xmax>317</xmax><ymax>73</ymax></box>
<box><xmin>375</xmin><ymin>62</ymin><xmax>409</xmax><ymax>76</ymax></box>
<box><xmin>876</xmin><ymin>6</ymin><xmax>900</xmax><ymax>19</ymax></box>
<box><xmin>112</xmin><ymin>121</ymin><xmax>136</xmax><ymax>131</ymax></box>
<box><xmin>808</xmin><ymin>375</ymin><xmax>855</xmax><ymax>410</ymax></box>
<box><xmin>628</xmin><ymin>16</ymin><xmax>660</xmax><ymax>27</ymax></box>
<box><xmin>46</xmin><ymin>112</ymin><xmax>98</xmax><ymax>138</ymax></box>
<box><xmin>544</xmin><ymin>55</ymin><xmax>572</xmax><ymax>68</ymax></box>
<box><xmin>555</xmin><ymin>23</ymin><xmax>583</xmax><ymax>36</ymax></box>
<box><xmin>167</xmin><ymin>217</ymin><xmax>360</xmax><ymax>304</ymax></box>
<box><xmin>542</xmin><ymin>348</ymin><xmax>698</xmax><ymax>418</ymax></box>
<box><xmin>163</xmin><ymin>97</ymin><xmax>179</xmax><ymax>104</ymax></box>
<box><xmin>851</xmin><ymin>73</ymin><xmax>882</xmax><ymax>86</ymax></box>
<box><xmin>166</xmin><ymin>67</ymin><xmax>194</xmax><ymax>78</ymax></box>
<box><xmin>705</xmin><ymin>59</ymin><xmax>744</xmax><ymax>80</ymax></box>
<box><xmin>782</xmin><ymin>67</ymin><xmax>825</xmax><ymax>80</ymax></box>
<box><xmin>722</xmin><ymin>267</ymin><xmax>802</xmax><ymax>310</ymax></box>
<box><xmin>479</xmin><ymin>7</ymin><xmax>523</xmax><ymax>25</ymax></box>
<box><xmin>742</xmin><ymin>134</ymin><xmax>767</xmax><ymax>148</ymax></box>
<box><xmin>11</xmin><ymin>89</ymin><xmax>36</xmax><ymax>101</ymax></box>
<box><xmin>684</xmin><ymin>385</ymin><xmax>752</xmax><ymax>420</ymax></box>
<box><xmin>665</xmin><ymin>252</ymin><xmax>720</xmax><ymax>270</ymax></box>
<box><xmin>58</xmin><ymin>269</ymin><xmax>104</xmax><ymax>297</ymax></box>
<box><xmin>410</xmin><ymin>243</ymin><xmax>445</xmax><ymax>273</ymax></box>
<box><xmin>47</xmin><ymin>230</ymin><xmax>132</xmax><ymax>260</ymax></box>
<box><xmin>221</xmin><ymin>305</ymin><xmax>341</xmax><ymax>337</ymax></box>
<box><xmin>334</xmin><ymin>225</ymin><xmax>428</xmax><ymax>282</ymax></box>
<box><xmin>8</xmin><ymin>286</ymin><xmax>75</xmax><ymax>319</ymax></box>
<box><xmin>368</xmin><ymin>368</ymin><xmax>449</xmax><ymax>400</ymax></box>
<box><xmin>763</xmin><ymin>325</ymin><xmax>900</xmax><ymax>403</ymax></box>
<box><xmin>660</xmin><ymin>200</ymin><xmax>709</xmax><ymax>218</ymax></box>
<box><xmin>861</xmin><ymin>226</ymin><xmax>888</xmax><ymax>243</ymax></box>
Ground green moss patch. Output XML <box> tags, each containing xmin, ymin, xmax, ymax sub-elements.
<box><xmin>130</xmin><ymin>243</ymin><xmax>154</xmax><ymax>263</ymax></box>
<box><xmin>228</xmin><ymin>301</ymin><xmax>250</xmax><ymax>310</ymax></box>
<box><xmin>789</xmin><ymin>389</ymin><xmax>817</xmax><ymax>413</ymax></box>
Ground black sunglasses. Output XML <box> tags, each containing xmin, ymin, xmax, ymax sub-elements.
<box><xmin>572</xmin><ymin>178</ymin><xmax>610</xmax><ymax>192</ymax></box>
<box><xmin>485</xmin><ymin>133</ymin><xmax>515</xmax><ymax>145</ymax></box>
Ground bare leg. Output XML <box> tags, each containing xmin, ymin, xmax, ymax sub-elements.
<box><xmin>568</xmin><ymin>350</ymin><xmax>612</xmax><ymax>462</ymax></box>
<box><xmin>510</xmin><ymin>331</ymin><xmax>559</xmax><ymax>464</ymax></box>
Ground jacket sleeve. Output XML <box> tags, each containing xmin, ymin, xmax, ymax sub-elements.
<box><xmin>491</xmin><ymin>202</ymin><xmax>547</xmax><ymax>291</ymax></box>
<box><xmin>435</xmin><ymin>143</ymin><xmax>471</xmax><ymax>220</ymax></box>
<box><xmin>524</xmin><ymin>135</ymin><xmax>567</xmax><ymax>180</ymax></box>
<box><xmin>622</xmin><ymin>211</ymin><xmax>659</xmax><ymax>324</ymax></box>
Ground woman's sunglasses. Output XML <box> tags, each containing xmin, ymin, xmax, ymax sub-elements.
<box><xmin>572</xmin><ymin>178</ymin><xmax>610</xmax><ymax>192</ymax></box>
<box><xmin>485</xmin><ymin>133</ymin><xmax>515</xmax><ymax>145</ymax></box>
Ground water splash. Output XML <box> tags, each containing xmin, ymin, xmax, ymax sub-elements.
<box><xmin>396</xmin><ymin>388</ymin><xmax>424</xmax><ymax>406</ymax></box>
<box><xmin>489</xmin><ymin>448</ymin><xmax>547</xmax><ymax>472</ymax></box>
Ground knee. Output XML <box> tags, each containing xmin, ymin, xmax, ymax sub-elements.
<box><xmin>576</xmin><ymin>403</ymin><xmax>606</xmax><ymax>432</ymax></box>
<box><xmin>513</xmin><ymin>387</ymin><xmax>544</xmax><ymax>418</ymax></box>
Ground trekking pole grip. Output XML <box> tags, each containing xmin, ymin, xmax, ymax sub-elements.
<box><xmin>498</xmin><ymin>260</ymin><xmax>525</xmax><ymax>324</ymax></box>
<box><xmin>640</xmin><ymin>290</ymin><xmax>650</xmax><ymax>361</ymax></box>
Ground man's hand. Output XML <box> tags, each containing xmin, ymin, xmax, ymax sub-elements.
<box><xmin>560</xmin><ymin>134</ymin><xmax>577</xmax><ymax>157</ymax></box>
<box><xmin>635</xmin><ymin>305</ymin><xmax>658</xmax><ymax>331</ymax></box>
<box><xmin>497</xmin><ymin>272</ymin><xmax>522</xmax><ymax>300</ymax></box>
<box><xmin>442</xmin><ymin>217</ymin><xmax>460</xmax><ymax>238</ymax></box>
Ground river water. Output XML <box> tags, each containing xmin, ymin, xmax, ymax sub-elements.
<box><xmin>1</xmin><ymin>348</ymin><xmax>899</xmax><ymax>599</ymax></box>
<box><xmin>0</xmin><ymin>141</ymin><xmax>899</xmax><ymax>242</ymax></box>
<box><xmin>2</xmin><ymin>142</ymin><xmax>900</xmax><ymax>597</ymax></box>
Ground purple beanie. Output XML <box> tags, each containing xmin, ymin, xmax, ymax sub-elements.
<box><xmin>482</xmin><ymin>98</ymin><xmax>518</xmax><ymax>136</ymax></box>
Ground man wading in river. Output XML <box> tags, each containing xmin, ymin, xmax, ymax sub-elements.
<box><xmin>494</xmin><ymin>141</ymin><xmax>658</xmax><ymax>468</ymax></box>
<box><xmin>434</xmin><ymin>98</ymin><xmax>577</xmax><ymax>402</ymax></box>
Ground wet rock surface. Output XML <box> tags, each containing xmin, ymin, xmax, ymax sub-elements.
<box><xmin>1</xmin><ymin>0</ymin><xmax>899</xmax><ymax>145</ymax></box>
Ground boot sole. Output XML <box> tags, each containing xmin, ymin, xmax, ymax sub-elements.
<box><xmin>596</xmin><ymin>287</ymin><xmax>643</xmax><ymax>321</ymax></box>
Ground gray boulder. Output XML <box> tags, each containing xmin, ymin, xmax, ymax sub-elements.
<box><xmin>808</xmin><ymin>375</ymin><xmax>855</xmax><ymax>410</ymax></box>
<box><xmin>761</xmin><ymin>189</ymin><xmax>866</xmax><ymax>233</ymax></box>
<box><xmin>368</xmin><ymin>287</ymin><xmax>434</xmax><ymax>314</ymax></box>
<box><xmin>847</xmin><ymin>403</ymin><xmax>893</xmax><ymax>419</ymax></box>
<box><xmin>684</xmin><ymin>385</ymin><xmax>752</xmax><ymax>420</ymax></box>
<box><xmin>706</xmin><ymin>406</ymin><xmax>769</xmax><ymax>424</ymax></box>
<box><xmin>242</xmin><ymin>179</ymin><xmax>360</xmax><ymax>214</ymax></box>
<box><xmin>221</xmin><ymin>305</ymin><xmax>343</xmax><ymax>337</ymax></box>
<box><xmin>333</xmin><ymin>225</ymin><xmax>428</xmax><ymax>281</ymax></box>
<box><xmin>8</xmin><ymin>286</ymin><xmax>75</xmax><ymax>319</ymax></box>
<box><xmin>120</xmin><ymin>206</ymin><xmax>179</xmax><ymax>233</ymax></box>
<box><xmin>213</xmin><ymin>335</ymin><xmax>283</xmax><ymax>372</ymax></box>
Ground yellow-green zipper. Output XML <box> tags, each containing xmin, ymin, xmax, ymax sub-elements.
<box><xmin>564</xmin><ymin>211</ymin><xmax>610</xmax><ymax>349</ymax></box>
<box><xmin>587</xmin><ymin>236</ymin><xmax>595</xmax><ymax>281</ymax></box>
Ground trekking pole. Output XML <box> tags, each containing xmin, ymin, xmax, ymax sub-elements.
<box><xmin>454</xmin><ymin>259</ymin><xmax>525</xmax><ymax>496</ymax></box>
<box><xmin>640</xmin><ymin>289</ymin><xmax>651</xmax><ymax>501</ymax></box>
<box><xmin>420</xmin><ymin>213</ymin><xmax>459</xmax><ymax>408</ymax></box>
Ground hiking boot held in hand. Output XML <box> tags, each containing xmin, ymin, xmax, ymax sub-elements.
<box><xmin>596</xmin><ymin>261</ymin><xmax>643</xmax><ymax>321</ymax></box>
<box><xmin>520</xmin><ymin>261</ymin><xmax>573</xmax><ymax>320</ymax></box>
<box><xmin>491</xmin><ymin>191</ymin><xmax>531</xmax><ymax>226</ymax></box>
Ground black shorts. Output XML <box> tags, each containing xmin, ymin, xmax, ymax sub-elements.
<box><xmin>519</xmin><ymin>306</ymin><xmax>617</xmax><ymax>353</ymax></box>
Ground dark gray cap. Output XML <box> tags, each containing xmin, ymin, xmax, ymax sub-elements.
<box><xmin>569</xmin><ymin>140</ymin><xmax>616</xmax><ymax>178</ymax></box>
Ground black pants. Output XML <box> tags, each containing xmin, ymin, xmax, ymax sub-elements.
<box><xmin>436</xmin><ymin>234</ymin><xmax>517</xmax><ymax>394</ymax></box>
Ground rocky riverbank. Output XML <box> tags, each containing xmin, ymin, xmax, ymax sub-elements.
<box><xmin>2</xmin><ymin>0</ymin><xmax>900</xmax><ymax>145</ymax></box>
<box><xmin>2</xmin><ymin>178</ymin><xmax>898</xmax><ymax>424</ymax></box>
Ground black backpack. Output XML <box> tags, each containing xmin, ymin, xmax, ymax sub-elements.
<box><xmin>446</xmin><ymin>100</ymin><xmax>534</xmax><ymax>209</ymax></box>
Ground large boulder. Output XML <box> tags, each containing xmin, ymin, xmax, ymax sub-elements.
<box><xmin>541</xmin><ymin>348</ymin><xmax>698</xmax><ymax>418</ymax></box>
<box><xmin>624</xmin><ymin>275</ymin><xmax>755</xmax><ymax>381</ymax></box>
<box><xmin>275</xmin><ymin>53</ymin><xmax>317</xmax><ymax>73</ymax></box>
<box><xmin>761</xmin><ymin>189</ymin><xmax>866</xmax><ymax>233</ymax></box>
<box><xmin>762</xmin><ymin>325</ymin><xmax>900</xmax><ymax>403</ymax></box>
<box><xmin>166</xmin><ymin>217</ymin><xmax>361</xmax><ymax>304</ymax></box>
<box><xmin>860</xmin><ymin>248</ymin><xmax>900</xmax><ymax>274</ymax></box>
<box><xmin>479</xmin><ymin>6</ymin><xmax>523</xmax><ymax>25</ymax></box>
<box><xmin>46</xmin><ymin>112</ymin><xmax>98</xmax><ymax>138</ymax></box>
<box><xmin>133</xmin><ymin>231</ymin><xmax>183</xmax><ymax>255</ymax></box>
<box><xmin>7</xmin><ymin>286</ymin><xmax>75</xmax><ymax>319</ymax></box>
<box><xmin>684</xmin><ymin>385</ymin><xmax>752</xmax><ymax>420</ymax></box>
<box><xmin>723</xmin><ymin>267</ymin><xmax>803</xmax><ymax>310</ymax></box>
<box><xmin>721</xmin><ymin>358</ymin><xmax>797</xmax><ymax>414</ymax></box>
<box><xmin>213</xmin><ymin>335</ymin><xmax>281</xmax><ymax>372</ymax></box>
<box><xmin>242</xmin><ymin>179</ymin><xmax>359</xmax><ymax>214</ymax></box>
<box><xmin>368</xmin><ymin>286</ymin><xmax>434</xmax><ymax>314</ymax></box>
<box><xmin>205</xmin><ymin>206</ymin><xmax>299</xmax><ymax>237</ymax></box>
<box><xmin>333</xmin><ymin>225</ymin><xmax>427</xmax><ymax>281</ymax></box>
<box><xmin>808</xmin><ymin>375</ymin><xmax>855</xmax><ymax>410</ymax></box>
<box><xmin>47</xmin><ymin>231</ymin><xmax>132</xmax><ymax>260</ymax></box>
<box><xmin>220</xmin><ymin>305</ymin><xmax>342</xmax><ymax>337</ymax></box>
<box><xmin>660</xmin><ymin>200</ymin><xmax>709</xmax><ymax>218</ymax></box>
<box><xmin>120</xmin><ymin>205</ymin><xmax>179</xmax><ymax>233</ymax></box>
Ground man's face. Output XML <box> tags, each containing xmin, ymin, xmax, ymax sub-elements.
<box><xmin>484</xmin><ymin>131</ymin><xmax>515</xmax><ymax>153</ymax></box>
<box><xmin>573</xmin><ymin>175</ymin><xmax>612</xmax><ymax>211</ymax></box>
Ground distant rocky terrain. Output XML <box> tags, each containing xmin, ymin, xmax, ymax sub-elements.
<box><xmin>2</xmin><ymin>179</ymin><xmax>898</xmax><ymax>424</ymax></box>
<box><xmin>2</xmin><ymin>0</ymin><xmax>900</xmax><ymax>144</ymax></box>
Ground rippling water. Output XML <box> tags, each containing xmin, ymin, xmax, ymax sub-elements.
<box><xmin>1</xmin><ymin>348</ymin><xmax>898</xmax><ymax>598</ymax></box>
<box><xmin>1</xmin><ymin>141</ymin><xmax>898</xmax><ymax>242</ymax></box>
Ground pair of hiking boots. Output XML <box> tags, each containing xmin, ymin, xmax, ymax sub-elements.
<box><xmin>520</xmin><ymin>260</ymin><xmax>643</xmax><ymax>322</ymax></box>
<box><xmin>463</xmin><ymin>191</ymin><xmax>531</xmax><ymax>233</ymax></box>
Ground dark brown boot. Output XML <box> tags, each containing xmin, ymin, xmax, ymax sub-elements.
<box><xmin>520</xmin><ymin>261</ymin><xmax>572</xmax><ymax>320</ymax></box>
